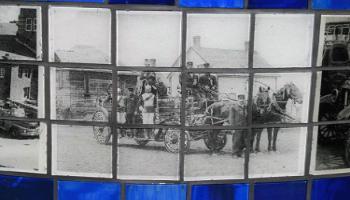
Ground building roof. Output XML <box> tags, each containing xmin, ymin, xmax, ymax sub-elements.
<box><xmin>54</xmin><ymin>45</ymin><xmax>109</xmax><ymax>63</ymax></box>
<box><xmin>0</xmin><ymin>23</ymin><xmax>17</xmax><ymax>35</ymax></box>
<box><xmin>189</xmin><ymin>46</ymin><xmax>270</xmax><ymax>68</ymax></box>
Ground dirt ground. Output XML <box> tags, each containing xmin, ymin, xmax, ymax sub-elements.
<box><xmin>56</xmin><ymin>126</ymin><xmax>112</xmax><ymax>176</ymax></box>
<box><xmin>249</xmin><ymin>128</ymin><xmax>307</xmax><ymax>178</ymax></box>
<box><xmin>0</xmin><ymin>134</ymin><xmax>39</xmax><ymax>171</ymax></box>
<box><xmin>316</xmin><ymin>142</ymin><xmax>347</xmax><ymax>170</ymax></box>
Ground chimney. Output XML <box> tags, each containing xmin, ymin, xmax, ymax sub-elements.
<box><xmin>244</xmin><ymin>41</ymin><xmax>249</xmax><ymax>52</ymax></box>
<box><xmin>193</xmin><ymin>36</ymin><xmax>201</xmax><ymax>49</ymax></box>
<box><xmin>144</xmin><ymin>58</ymin><xmax>156</xmax><ymax>67</ymax></box>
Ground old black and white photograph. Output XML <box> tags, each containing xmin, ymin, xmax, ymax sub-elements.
<box><xmin>184</xmin><ymin>129</ymin><xmax>246</xmax><ymax>180</ymax></box>
<box><xmin>117</xmin><ymin>11</ymin><xmax>181</xmax><ymax>67</ymax></box>
<box><xmin>314</xmin><ymin>70</ymin><xmax>350</xmax><ymax>123</ymax></box>
<box><xmin>184</xmin><ymin>73</ymin><xmax>248</xmax><ymax>127</ymax></box>
<box><xmin>49</xmin><ymin>7</ymin><xmax>111</xmax><ymax>64</ymax></box>
<box><xmin>249</xmin><ymin>127</ymin><xmax>307</xmax><ymax>178</ymax></box>
<box><xmin>117</xmin><ymin>71</ymin><xmax>181</xmax><ymax>125</ymax></box>
<box><xmin>311</xmin><ymin>125</ymin><xmax>350</xmax><ymax>174</ymax></box>
<box><xmin>117</xmin><ymin>128</ymin><xmax>180</xmax><ymax>180</ymax></box>
<box><xmin>0</xmin><ymin>64</ymin><xmax>45</xmax><ymax>119</ymax></box>
<box><xmin>51</xmin><ymin>68</ymin><xmax>112</xmax><ymax>121</ymax></box>
<box><xmin>0</xmin><ymin>6</ymin><xmax>42</xmax><ymax>61</ymax></box>
<box><xmin>254</xmin><ymin>14</ymin><xmax>314</xmax><ymax>68</ymax></box>
<box><xmin>317</xmin><ymin>15</ymin><xmax>350</xmax><ymax>67</ymax></box>
<box><xmin>0</xmin><ymin>121</ymin><xmax>46</xmax><ymax>173</ymax></box>
<box><xmin>52</xmin><ymin>124</ymin><xmax>112</xmax><ymax>178</ymax></box>
<box><xmin>185</xmin><ymin>14</ymin><xmax>250</xmax><ymax>68</ymax></box>
<box><xmin>253</xmin><ymin>72</ymin><xmax>311</xmax><ymax>124</ymax></box>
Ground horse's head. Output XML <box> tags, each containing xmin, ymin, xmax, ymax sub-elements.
<box><xmin>255</xmin><ymin>87</ymin><xmax>271</xmax><ymax>115</ymax></box>
<box><xmin>280</xmin><ymin>83</ymin><xmax>303</xmax><ymax>104</ymax></box>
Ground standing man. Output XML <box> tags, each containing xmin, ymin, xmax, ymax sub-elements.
<box><xmin>126</xmin><ymin>88</ymin><xmax>138</xmax><ymax>124</ymax></box>
<box><xmin>117</xmin><ymin>88</ymin><xmax>127</xmax><ymax>125</ymax></box>
<box><xmin>139</xmin><ymin>85</ymin><xmax>156</xmax><ymax>138</ymax></box>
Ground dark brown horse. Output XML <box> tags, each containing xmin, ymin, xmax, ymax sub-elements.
<box><xmin>251</xmin><ymin>83</ymin><xmax>302</xmax><ymax>152</ymax></box>
<box><xmin>205</xmin><ymin>100</ymin><xmax>248</xmax><ymax>157</ymax></box>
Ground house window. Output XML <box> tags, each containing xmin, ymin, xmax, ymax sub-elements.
<box><xmin>18</xmin><ymin>68</ymin><xmax>31</xmax><ymax>79</ymax></box>
<box><xmin>25</xmin><ymin>18</ymin><xmax>32</xmax><ymax>31</ymax></box>
<box><xmin>23</xmin><ymin>87</ymin><xmax>30</xmax><ymax>99</ymax></box>
<box><xmin>0</xmin><ymin>68</ymin><xmax>5</xmax><ymax>79</ymax></box>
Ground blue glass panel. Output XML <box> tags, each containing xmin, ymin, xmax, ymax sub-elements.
<box><xmin>109</xmin><ymin>0</ymin><xmax>174</xmax><ymax>5</ymax></box>
<box><xmin>0</xmin><ymin>175</ymin><xmax>53</xmax><ymax>200</ymax></box>
<box><xmin>312</xmin><ymin>177</ymin><xmax>350</xmax><ymax>200</ymax></box>
<box><xmin>179</xmin><ymin>0</ymin><xmax>244</xmax><ymax>8</ymax></box>
<box><xmin>192</xmin><ymin>184</ymin><xmax>249</xmax><ymax>200</ymax></box>
<box><xmin>313</xmin><ymin>0</ymin><xmax>350</xmax><ymax>10</ymax></box>
<box><xmin>255</xmin><ymin>181</ymin><xmax>307</xmax><ymax>200</ymax></box>
<box><xmin>126</xmin><ymin>184</ymin><xmax>186</xmax><ymax>200</ymax></box>
<box><xmin>47</xmin><ymin>0</ymin><xmax>104</xmax><ymax>2</ymax></box>
<box><xmin>249</xmin><ymin>0</ymin><xmax>307</xmax><ymax>9</ymax></box>
<box><xmin>58</xmin><ymin>180</ymin><xmax>120</xmax><ymax>200</ymax></box>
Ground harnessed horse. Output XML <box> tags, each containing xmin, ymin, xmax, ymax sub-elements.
<box><xmin>251</xmin><ymin>83</ymin><xmax>302</xmax><ymax>152</ymax></box>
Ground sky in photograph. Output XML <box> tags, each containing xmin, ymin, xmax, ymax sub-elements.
<box><xmin>254</xmin><ymin>14</ymin><xmax>314</xmax><ymax>67</ymax></box>
<box><xmin>117</xmin><ymin>11</ymin><xmax>181</xmax><ymax>67</ymax></box>
<box><xmin>187</xmin><ymin>14</ymin><xmax>250</xmax><ymax>50</ymax></box>
<box><xmin>50</xmin><ymin>7</ymin><xmax>111</xmax><ymax>62</ymax></box>
<box><xmin>0</xmin><ymin>7</ymin><xmax>20</xmax><ymax>35</ymax></box>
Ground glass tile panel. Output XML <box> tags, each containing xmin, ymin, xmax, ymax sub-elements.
<box><xmin>0</xmin><ymin>175</ymin><xmax>53</xmax><ymax>200</ymax></box>
<box><xmin>125</xmin><ymin>184</ymin><xmax>186</xmax><ymax>200</ymax></box>
<box><xmin>58</xmin><ymin>180</ymin><xmax>120</xmax><ymax>200</ymax></box>
<box><xmin>312</xmin><ymin>177</ymin><xmax>350</xmax><ymax>200</ymax></box>
<box><xmin>179</xmin><ymin>0</ymin><xmax>244</xmax><ymax>8</ymax></box>
<box><xmin>110</xmin><ymin>0</ymin><xmax>174</xmax><ymax>5</ymax></box>
<box><xmin>249</xmin><ymin>0</ymin><xmax>307</xmax><ymax>9</ymax></box>
<box><xmin>254</xmin><ymin>181</ymin><xmax>307</xmax><ymax>200</ymax></box>
<box><xmin>313</xmin><ymin>0</ymin><xmax>350</xmax><ymax>10</ymax></box>
<box><xmin>191</xmin><ymin>184</ymin><xmax>249</xmax><ymax>200</ymax></box>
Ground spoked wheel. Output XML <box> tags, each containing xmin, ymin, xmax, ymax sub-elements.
<box><xmin>204</xmin><ymin>130</ymin><xmax>227</xmax><ymax>152</ymax></box>
<box><xmin>134</xmin><ymin>129</ymin><xmax>149</xmax><ymax>146</ymax></box>
<box><xmin>318</xmin><ymin>111</ymin><xmax>340</xmax><ymax>145</ymax></box>
<box><xmin>164</xmin><ymin>130</ymin><xmax>190</xmax><ymax>153</ymax></box>
<box><xmin>92</xmin><ymin>110</ymin><xmax>111</xmax><ymax>144</ymax></box>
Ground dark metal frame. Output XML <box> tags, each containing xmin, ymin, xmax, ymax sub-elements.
<box><xmin>0</xmin><ymin>1</ymin><xmax>349</xmax><ymax>200</ymax></box>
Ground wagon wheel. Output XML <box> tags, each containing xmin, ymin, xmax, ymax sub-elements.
<box><xmin>318</xmin><ymin>111</ymin><xmax>338</xmax><ymax>145</ymax></box>
<box><xmin>134</xmin><ymin>129</ymin><xmax>149</xmax><ymax>146</ymax></box>
<box><xmin>204</xmin><ymin>130</ymin><xmax>227</xmax><ymax>152</ymax></box>
<box><xmin>164</xmin><ymin>130</ymin><xmax>190</xmax><ymax>153</ymax></box>
<box><xmin>92</xmin><ymin>110</ymin><xmax>111</xmax><ymax>144</ymax></box>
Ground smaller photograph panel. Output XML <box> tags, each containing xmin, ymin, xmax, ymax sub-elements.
<box><xmin>52</xmin><ymin>124</ymin><xmax>112</xmax><ymax>178</ymax></box>
<box><xmin>186</xmin><ymin>14</ymin><xmax>250</xmax><ymax>68</ymax></box>
<box><xmin>58</xmin><ymin>180</ymin><xmax>120</xmax><ymax>200</ymax></box>
<box><xmin>313</xmin><ymin>0</ymin><xmax>350</xmax><ymax>10</ymax></box>
<box><xmin>311</xmin><ymin>125</ymin><xmax>350</xmax><ymax>174</ymax></box>
<box><xmin>117</xmin><ymin>71</ymin><xmax>181</xmax><ymax>126</ymax></box>
<box><xmin>117</xmin><ymin>128</ymin><xmax>180</xmax><ymax>180</ymax></box>
<box><xmin>49</xmin><ymin>7</ymin><xmax>111</xmax><ymax>64</ymax></box>
<box><xmin>0</xmin><ymin>121</ymin><xmax>46</xmax><ymax>173</ymax></box>
<box><xmin>0</xmin><ymin>64</ymin><xmax>45</xmax><ymax>119</ymax></box>
<box><xmin>249</xmin><ymin>127</ymin><xmax>307</xmax><ymax>178</ymax></box>
<box><xmin>125</xmin><ymin>184</ymin><xmax>186</xmax><ymax>200</ymax></box>
<box><xmin>110</xmin><ymin>0</ymin><xmax>174</xmax><ymax>5</ymax></box>
<box><xmin>184</xmin><ymin>129</ymin><xmax>246</xmax><ymax>180</ymax></box>
<box><xmin>117</xmin><ymin>11</ymin><xmax>181</xmax><ymax>67</ymax></box>
<box><xmin>185</xmin><ymin>73</ymin><xmax>248</xmax><ymax>127</ymax></box>
<box><xmin>252</xmin><ymin>72</ymin><xmax>311</xmax><ymax>124</ymax></box>
<box><xmin>254</xmin><ymin>14</ymin><xmax>314</xmax><ymax>68</ymax></box>
<box><xmin>51</xmin><ymin>68</ymin><xmax>112</xmax><ymax>122</ymax></box>
<box><xmin>254</xmin><ymin>181</ymin><xmax>307</xmax><ymax>200</ymax></box>
<box><xmin>0</xmin><ymin>6</ymin><xmax>42</xmax><ymax>61</ymax></box>
<box><xmin>249</xmin><ymin>0</ymin><xmax>307</xmax><ymax>9</ymax></box>
<box><xmin>191</xmin><ymin>184</ymin><xmax>249</xmax><ymax>200</ymax></box>
<box><xmin>314</xmin><ymin>70</ymin><xmax>350</xmax><ymax>122</ymax></box>
<box><xmin>179</xmin><ymin>0</ymin><xmax>243</xmax><ymax>8</ymax></box>
<box><xmin>0</xmin><ymin>175</ymin><xmax>53</xmax><ymax>200</ymax></box>
<box><xmin>312</xmin><ymin>177</ymin><xmax>350</xmax><ymax>200</ymax></box>
<box><xmin>317</xmin><ymin>15</ymin><xmax>350</xmax><ymax>67</ymax></box>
